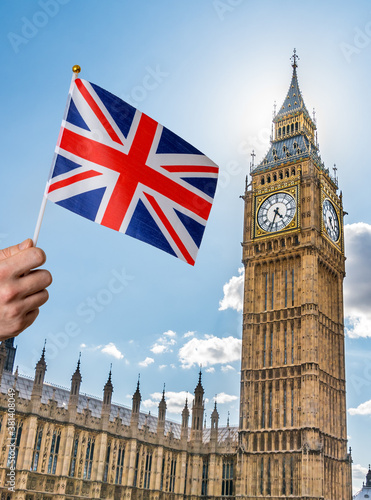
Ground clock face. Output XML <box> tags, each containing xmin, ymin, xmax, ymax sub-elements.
<box><xmin>257</xmin><ymin>192</ymin><xmax>296</xmax><ymax>233</ymax></box>
<box><xmin>322</xmin><ymin>199</ymin><xmax>340</xmax><ymax>242</ymax></box>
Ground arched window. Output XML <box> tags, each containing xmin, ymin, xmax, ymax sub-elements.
<box><xmin>291</xmin><ymin>123</ymin><xmax>294</xmax><ymax>133</ymax></box>
<box><xmin>261</xmin><ymin>177</ymin><xmax>265</xmax><ymax>185</ymax></box>
<box><xmin>267</xmin><ymin>176</ymin><xmax>271</xmax><ymax>183</ymax></box>
<box><xmin>295</xmin><ymin>121</ymin><xmax>298</xmax><ymax>131</ymax></box>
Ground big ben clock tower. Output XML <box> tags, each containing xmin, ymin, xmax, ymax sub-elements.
<box><xmin>238</xmin><ymin>51</ymin><xmax>352</xmax><ymax>499</ymax></box>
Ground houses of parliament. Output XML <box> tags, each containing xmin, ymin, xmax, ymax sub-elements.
<box><xmin>0</xmin><ymin>53</ymin><xmax>353</xmax><ymax>499</ymax></box>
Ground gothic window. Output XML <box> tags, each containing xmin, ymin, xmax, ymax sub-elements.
<box><xmin>264</xmin><ymin>273</ymin><xmax>268</xmax><ymax>311</ymax></box>
<box><xmin>253</xmin><ymin>434</ymin><xmax>257</xmax><ymax>451</ymax></box>
<box><xmin>292</xmin><ymin>168</ymin><xmax>296</xmax><ymax>175</ymax></box>
<box><xmin>263</xmin><ymin>330</ymin><xmax>267</xmax><ymax>367</ymax></box>
<box><xmin>283</xmin><ymin>145</ymin><xmax>287</xmax><ymax>153</ymax></box>
<box><xmin>291</xmin><ymin>326</ymin><xmax>295</xmax><ymax>364</ymax></box>
<box><xmin>279</xmin><ymin>171</ymin><xmax>283</xmax><ymax>179</ymax></box>
<box><xmin>69</xmin><ymin>436</ymin><xmax>79</xmax><ymax>477</ymax></box>
<box><xmin>285</xmin><ymin>170</ymin><xmax>289</xmax><ymax>177</ymax></box>
<box><xmin>285</xmin><ymin>270</ymin><xmax>288</xmax><ymax>307</ymax></box>
<box><xmin>261</xmin><ymin>177</ymin><xmax>265</xmax><ymax>185</ymax></box>
<box><xmin>271</xmin><ymin>272</ymin><xmax>274</xmax><ymax>309</ymax></box>
<box><xmin>143</xmin><ymin>450</ymin><xmax>152</xmax><ymax>489</ymax></box>
<box><xmin>260</xmin><ymin>458</ymin><xmax>264</xmax><ymax>495</ymax></box>
<box><xmin>267</xmin><ymin>457</ymin><xmax>271</xmax><ymax>495</ymax></box>
<box><xmin>7</xmin><ymin>421</ymin><xmax>22</xmax><ymax>468</ymax></box>
<box><xmin>47</xmin><ymin>429</ymin><xmax>60</xmax><ymax>474</ymax></box>
<box><xmin>270</xmin><ymin>328</ymin><xmax>273</xmax><ymax>366</ymax></box>
<box><xmin>273</xmin><ymin>173</ymin><xmax>277</xmax><ymax>181</ymax></box>
<box><xmin>268</xmin><ymin>385</ymin><xmax>273</xmax><ymax>427</ymax></box>
<box><xmin>160</xmin><ymin>457</ymin><xmax>165</xmax><ymax>491</ymax></box>
<box><xmin>267</xmin><ymin>175</ymin><xmax>271</xmax><ymax>183</ymax></box>
<box><xmin>221</xmin><ymin>460</ymin><xmax>234</xmax><ymax>496</ymax></box>
<box><xmin>286</xmin><ymin>125</ymin><xmax>290</xmax><ymax>134</ymax></box>
<box><xmin>284</xmin><ymin>328</ymin><xmax>287</xmax><ymax>365</ymax></box>
<box><xmin>261</xmin><ymin>390</ymin><xmax>265</xmax><ymax>428</ymax></box>
<box><xmin>184</xmin><ymin>460</ymin><xmax>188</xmax><ymax>495</ymax></box>
<box><xmin>31</xmin><ymin>426</ymin><xmax>43</xmax><ymax>472</ymax></box>
<box><xmin>290</xmin><ymin>456</ymin><xmax>294</xmax><ymax>494</ymax></box>
<box><xmin>103</xmin><ymin>443</ymin><xmax>110</xmax><ymax>482</ymax></box>
<box><xmin>295</xmin><ymin>121</ymin><xmax>298</xmax><ymax>131</ymax></box>
<box><xmin>291</xmin><ymin>387</ymin><xmax>294</xmax><ymax>426</ymax></box>
<box><xmin>282</xmin><ymin>456</ymin><xmax>286</xmax><ymax>495</ymax></box>
<box><xmin>115</xmin><ymin>445</ymin><xmax>125</xmax><ymax>485</ymax></box>
<box><xmin>278</xmin><ymin>128</ymin><xmax>281</xmax><ymax>137</ymax></box>
<box><xmin>292</xmin><ymin>269</ymin><xmax>295</xmax><ymax>305</ymax></box>
<box><xmin>133</xmin><ymin>452</ymin><xmax>140</xmax><ymax>487</ymax></box>
<box><xmin>283</xmin><ymin>384</ymin><xmax>287</xmax><ymax>427</ymax></box>
<box><xmin>169</xmin><ymin>457</ymin><xmax>177</xmax><ymax>493</ymax></box>
<box><xmin>83</xmin><ymin>436</ymin><xmax>95</xmax><ymax>480</ymax></box>
<box><xmin>291</xmin><ymin>123</ymin><xmax>294</xmax><ymax>133</ymax></box>
<box><xmin>272</xmin><ymin>148</ymin><xmax>277</xmax><ymax>156</ymax></box>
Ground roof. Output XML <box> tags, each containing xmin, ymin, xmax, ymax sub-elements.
<box><xmin>0</xmin><ymin>371</ymin><xmax>238</xmax><ymax>444</ymax></box>
<box><xmin>274</xmin><ymin>66</ymin><xmax>313</xmax><ymax>124</ymax></box>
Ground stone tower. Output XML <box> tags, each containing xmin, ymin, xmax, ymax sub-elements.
<box><xmin>238</xmin><ymin>51</ymin><xmax>352</xmax><ymax>499</ymax></box>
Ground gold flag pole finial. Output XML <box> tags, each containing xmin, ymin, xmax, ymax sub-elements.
<box><xmin>72</xmin><ymin>65</ymin><xmax>81</xmax><ymax>74</ymax></box>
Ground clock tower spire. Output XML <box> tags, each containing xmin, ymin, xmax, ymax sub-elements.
<box><xmin>239</xmin><ymin>52</ymin><xmax>352</xmax><ymax>499</ymax></box>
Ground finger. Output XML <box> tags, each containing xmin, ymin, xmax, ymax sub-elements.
<box><xmin>23</xmin><ymin>289</ymin><xmax>50</xmax><ymax>313</ymax></box>
<box><xmin>19</xmin><ymin>270</ymin><xmax>53</xmax><ymax>298</ymax></box>
<box><xmin>0</xmin><ymin>247</ymin><xmax>47</xmax><ymax>278</ymax></box>
<box><xmin>0</xmin><ymin>239</ymin><xmax>33</xmax><ymax>261</ymax></box>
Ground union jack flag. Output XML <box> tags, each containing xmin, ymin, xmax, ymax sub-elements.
<box><xmin>47</xmin><ymin>78</ymin><xmax>218</xmax><ymax>265</ymax></box>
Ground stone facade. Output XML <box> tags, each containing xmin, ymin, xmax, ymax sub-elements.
<box><xmin>238</xmin><ymin>53</ymin><xmax>352</xmax><ymax>498</ymax></box>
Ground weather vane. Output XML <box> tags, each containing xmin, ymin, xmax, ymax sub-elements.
<box><xmin>291</xmin><ymin>48</ymin><xmax>299</xmax><ymax>68</ymax></box>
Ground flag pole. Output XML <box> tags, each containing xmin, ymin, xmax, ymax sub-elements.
<box><xmin>32</xmin><ymin>65</ymin><xmax>81</xmax><ymax>246</ymax></box>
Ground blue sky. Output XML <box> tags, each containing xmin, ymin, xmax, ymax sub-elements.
<box><xmin>1</xmin><ymin>0</ymin><xmax>371</xmax><ymax>493</ymax></box>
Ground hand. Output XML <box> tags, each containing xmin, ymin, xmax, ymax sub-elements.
<box><xmin>0</xmin><ymin>239</ymin><xmax>52</xmax><ymax>341</ymax></box>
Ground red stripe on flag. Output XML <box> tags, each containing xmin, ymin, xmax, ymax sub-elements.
<box><xmin>144</xmin><ymin>192</ymin><xmax>195</xmax><ymax>266</ymax></box>
<box><xmin>75</xmin><ymin>79</ymin><xmax>123</xmax><ymax>146</ymax></box>
<box><xmin>162</xmin><ymin>165</ymin><xmax>218</xmax><ymax>174</ymax></box>
<box><xmin>48</xmin><ymin>170</ymin><xmax>102</xmax><ymax>193</ymax></box>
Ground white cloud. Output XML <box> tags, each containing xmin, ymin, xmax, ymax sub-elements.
<box><xmin>221</xmin><ymin>365</ymin><xmax>235</xmax><ymax>372</ymax></box>
<box><xmin>215</xmin><ymin>392</ymin><xmax>238</xmax><ymax>404</ymax></box>
<box><xmin>80</xmin><ymin>343</ymin><xmax>86</xmax><ymax>348</ymax></box>
<box><xmin>150</xmin><ymin>330</ymin><xmax>177</xmax><ymax>354</ymax></box>
<box><xmin>219</xmin><ymin>267</ymin><xmax>244</xmax><ymax>312</ymax></box>
<box><xmin>183</xmin><ymin>331</ymin><xmax>195</xmax><ymax>338</ymax></box>
<box><xmin>101</xmin><ymin>342</ymin><xmax>124</xmax><ymax>360</ymax></box>
<box><xmin>151</xmin><ymin>344</ymin><xmax>168</xmax><ymax>354</ymax></box>
<box><xmin>348</xmin><ymin>399</ymin><xmax>371</xmax><ymax>416</ymax></box>
<box><xmin>139</xmin><ymin>357</ymin><xmax>154</xmax><ymax>367</ymax></box>
<box><xmin>164</xmin><ymin>330</ymin><xmax>176</xmax><ymax>337</ymax></box>
<box><xmin>353</xmin><ymin>463</ymin><xmax>368</xmax><ymax>479</ymax></box>
<box><xmin>206</xmin><ymin>367</ymin><xmax>215</xmax><ymax>373</ymax></box>
<box><xmin>159</xmin><ymin>365</ymin><xmax>167</xmax><ymax>370</ymax></box>
<box><xmin>344</xmin><ymin>223</ymin><xmax>371</xmax><ymax>338</ymax></box>
<box><xmin>179</xmin><ymin>335</ymin><xmax>241</xmax><ymax>369</ymax></box>
<box><xmin>143</xmin><ymin>391</ymin><xmax>194</xmax><ymax>414</ymax></box>
<box><xmin>353</xmin><ymin>463</ymin><xmax>369</xmax><ymax>494</ymax></box>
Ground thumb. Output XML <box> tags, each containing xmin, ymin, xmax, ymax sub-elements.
<box><xmin>0</xmin><ymin>238</ymin><xmax>33</xmax><ymax>261</ymax></box>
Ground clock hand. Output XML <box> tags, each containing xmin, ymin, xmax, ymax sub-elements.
<box><xmin>274</xmin><ymin>207</ymin><xmax>283</xmax><ymax>219</ymax></box>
